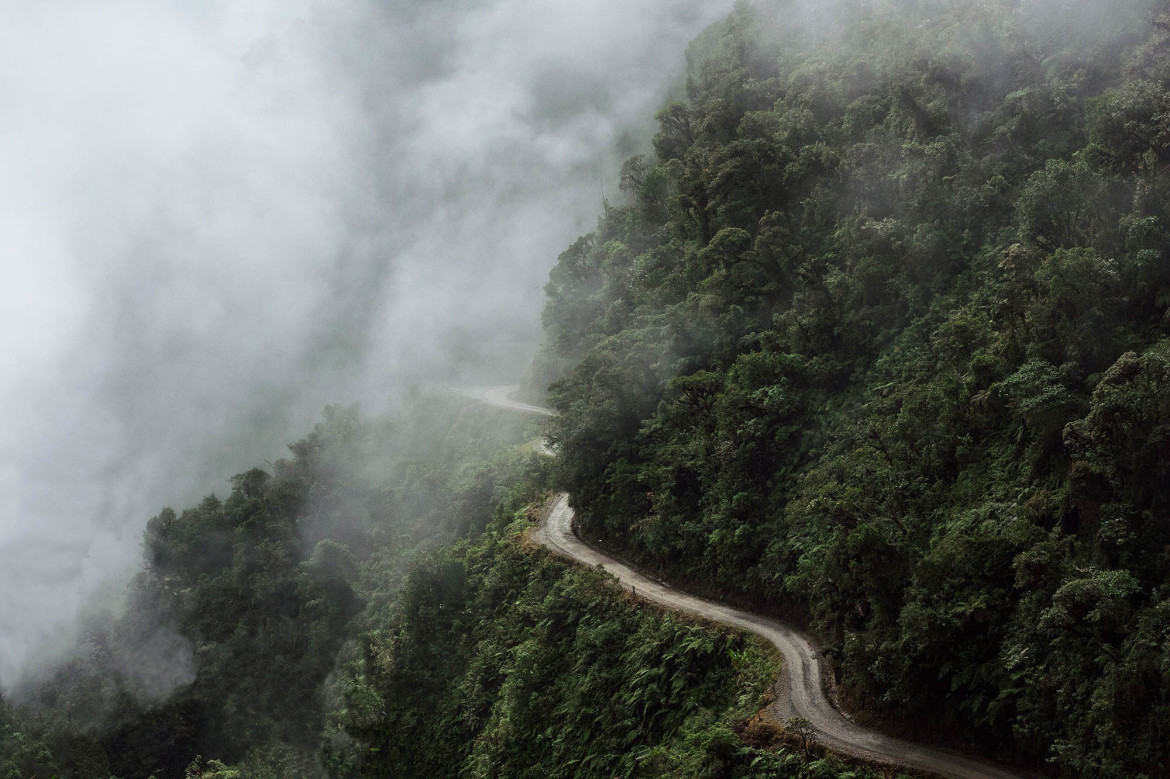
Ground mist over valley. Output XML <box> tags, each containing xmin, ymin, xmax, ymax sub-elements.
<box><xmin>0</xmin><ymin>0</ymin><xmax>729</xmax><ymax>689</ymax></box>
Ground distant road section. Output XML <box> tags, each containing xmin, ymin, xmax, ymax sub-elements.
<box><xmin>464</xmin><ymin>384</ymin><xmax>555</xmax><ymax>417</ymax></box>
<box><xmin>473</xmin><ymin>386</ymin><xmax>1026</xmax><ymax>779</ymax></box>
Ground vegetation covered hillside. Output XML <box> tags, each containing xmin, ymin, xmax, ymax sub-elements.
<box><xmin>9</xmin><ymin>0</ymin><xmax>1170</xmax><ymax>776</ymax></box>
<box><xmin>538</xmin><ymin>0</ymin><xmax>1170</xmax><ymax>775</ymax></box>
<box><xmin>327</xmin><ymin>491</ymin><xmax>874</xmax><ymax>778</ymax></box>
<box><xmin>2</xmin><ymin>392</ymin><xmax>864</xmax><ymax>778</ymax></box>
<box><xmin>0</xmin><ymin>397</ymin><xmax>543</xmax><ymax>777</ymax></box>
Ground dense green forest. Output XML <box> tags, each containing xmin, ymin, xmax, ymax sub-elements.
<box><xmin>536</xmin><ymin>0</ymin><xmax>1170</xmax><ymax>775</ymax></box>
<box><xmin>7</xmin><ymin>0</ymin><xmax>1170</xmax><ymax>776</ymax></box>
<box><xmin>2</xmin><ymin>393</ymin><xmax>851</xmax><ymax>778</ymax></box>
<box><xmin>0</xmin><ymin>397</ymin><xmax>544</xmax><ymax>778</ymax></box>
<box><xmin>326</xmin><ymin>483</ymin><xmax>874</xmax><ymax>778</ymax></box>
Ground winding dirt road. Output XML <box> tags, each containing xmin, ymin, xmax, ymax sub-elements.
<box><xmin>475</xmin><ymin>385</ymin><xmax>1025</xmax><ymax>779</ymax></box>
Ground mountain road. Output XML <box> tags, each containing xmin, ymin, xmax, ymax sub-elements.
<box><xmin>474</xmin><ymin>385</ymin><xmax>1026</xmax><ymax>779</ymax></box>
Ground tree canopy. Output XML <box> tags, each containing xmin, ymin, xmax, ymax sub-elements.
<box><xmin>538</xmin><ymin>1</ymin><xmax>1170</xmax><ymax>774</ymax></box>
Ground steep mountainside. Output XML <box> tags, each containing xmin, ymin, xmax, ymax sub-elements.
<box><xmin>538</xmin><ymin>1</ymin><xmax>1170</xmax><ymax>774</ymax></box>
<box><xmin>7</xmin><ymin>1</ymin><xmax>1170</xmax><ymax>776</ymax></box>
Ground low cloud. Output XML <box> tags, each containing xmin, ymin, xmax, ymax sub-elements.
<box><xmin>0</xmin><ymin>0</ymin><xmax>732</xmax><ymax>688</ymax></box>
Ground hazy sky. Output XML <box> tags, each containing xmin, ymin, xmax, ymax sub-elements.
<box><xmin>0</xmin><ymin>0</ymin><xmax>732</xmax><ymax>688</ymax></box>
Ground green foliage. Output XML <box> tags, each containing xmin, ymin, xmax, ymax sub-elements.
<box><xmin>8</xmin><ymin>393</ymin><xmax>546</xmax><ymax>778</ymax></box>
<box><xmin>332</xmin><ymin>491</ymin><xmax>877</xmax><ymax>778</ymax></box>
<box><xmin>335</xmin><ymin>501</ymin><xmax>742</xmax><ymax>776</ymax></box>
<box><xmin>538</xmin><ymin>0</ymin><xmax>1170</xmax><ymax>773</ymax></box>
<box><xmin>16</xmin><ymin>1</ymin><xmax>1170</xmax><ymax>776</ymax></box>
